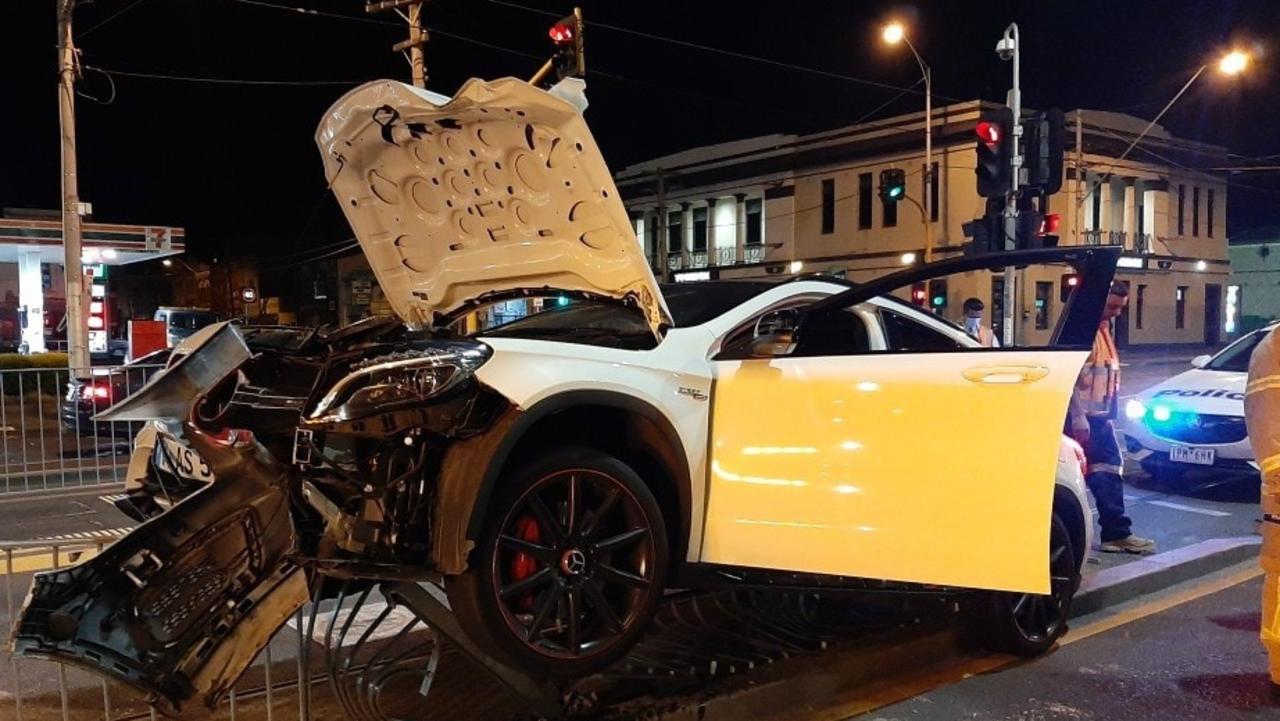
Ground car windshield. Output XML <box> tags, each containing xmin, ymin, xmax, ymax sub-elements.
<box><xmin>480</xmin><ymin>301</ymin><xmax>652</xmax><ymax>347</ymax></box>
<box><xmin>1205</xmin><ymin>330</ymin><xmax>1267</xmax><ymax>372</ymax></box>
<box><xmin>478</xmin><ymin>282</ymin><xmax>779</xmax><ymax>344</ymax></box>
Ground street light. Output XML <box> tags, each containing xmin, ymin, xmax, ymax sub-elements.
<box><xmin>1082</xmin><ymin>48</ymin><xmax>1251</xmax><ymax>211</ymax></box>
<box><xmin>1219</xmin><ymin>50</ymin><xmax>1249</xmax><ymax>75</ymax></box>
<box><xmin>882</xmin><ymin>21</ymin><xmax>933</xmax><ymax>262</ymax></box>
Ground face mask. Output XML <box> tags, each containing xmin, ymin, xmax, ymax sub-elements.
<box><xmin>965</xmin><ymin>317</ymin><xmax>982</xmax><ymax>335</ymax></box>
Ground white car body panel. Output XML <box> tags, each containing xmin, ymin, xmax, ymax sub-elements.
<box><xmin>476</xmin><ymin>280</ymin><xmax>1095</xmax><ymax>573</ymax></box>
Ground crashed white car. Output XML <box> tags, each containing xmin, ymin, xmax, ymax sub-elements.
<box><xmin>1122</xmin><ymin>323</ymin><xmax>1274</xmax><ymax>482</ymax></box>
<box><xmin>12</xmin><ymin>77</ymin><xmax>1116</xmax><ymax>712</ymax></box>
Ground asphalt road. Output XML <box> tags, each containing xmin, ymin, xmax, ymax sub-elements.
<box><xmin>865</xmin><ymin>570</ymin><xmax>1274</xmax><ymax>721</ymax></box>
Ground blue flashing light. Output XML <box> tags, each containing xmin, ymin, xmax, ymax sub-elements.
<box><xmin>1151</xmin><ymin>405</ymin><xmax>1172</xmax><ymax>423</ymax></box>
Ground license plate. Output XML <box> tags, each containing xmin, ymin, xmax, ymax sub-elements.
<box><xmin>1170</xmin><ymin>445</ymin><xmax>1215</xmax><ymax>466</ymax></box>
<box><xmin>156</xmin><ymin>435</ymin><xmax>215</xmax><ymax>482</ymax></box>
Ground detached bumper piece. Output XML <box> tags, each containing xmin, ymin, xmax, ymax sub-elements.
<box><xmin>10</xmin><ymin>429</ymin><xmax>307</xmax><ymax>715</ymax></box>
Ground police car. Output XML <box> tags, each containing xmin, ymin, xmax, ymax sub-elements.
<box><xmin>1122</xmin><ymin>323</ymin><xmax>1275</xmax><ymax>482</ymax></box>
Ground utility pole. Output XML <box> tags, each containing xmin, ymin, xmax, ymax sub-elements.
<box><xmin>366</xmin><ymin>0</ymin><xmax>429</xmax><ymax>88</ymax></box>
<box><xmin>57</xmin><ymin>0</ymin><xmax>89</xmax><ymax>376</ymax></box>
<box><xmin>655</xmin><ymin>168</ymin><xmax>669</xmax><ymax>283</ymax></box>
<box><xmin>997</xmin><ymin>23</ymin><xmax>1022</xmax><ymax>346</ymax></box>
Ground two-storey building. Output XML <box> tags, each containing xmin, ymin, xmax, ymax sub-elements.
<box><xmin>617</xmin><ymin>102</ymin><xmax>1232</xmax><ymax>347</ymax></box>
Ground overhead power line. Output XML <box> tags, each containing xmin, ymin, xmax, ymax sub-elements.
<box><xmin>84</xmin><ymin>64</ymin><xmax>366</xmax><ymax>86</ymax></box>
<box><xmin>484</xmin><ymin>0</ymin><xmax>959</xmax><ymax>102</ymax></box>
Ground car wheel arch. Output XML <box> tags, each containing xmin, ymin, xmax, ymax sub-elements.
<box><xmin>458</xmin><ymin>390</ymin><xmax>691</xmax><ymax>577</ymax></box>
<box><xmin>1052</xmin><ymin>484</ymin><xmax>1088</xmax><ymax>572</ymax></box>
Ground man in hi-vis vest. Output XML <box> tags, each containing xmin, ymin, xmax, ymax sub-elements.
<box><xmin>1246</xmin><ymin>325</ymin><xmax>1280</xmax><ymax>684</ymax></box>
<box><xmin>1067</xmin><ymin>282</ymin><xmax>1156</xmax><ymax>555</ymax></box>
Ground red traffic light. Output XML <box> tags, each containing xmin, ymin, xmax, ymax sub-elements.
<box><xmin>1042</xmin><ymin>212</ymin><xmax>1062</xmax><ymax>234</ymax></box>
<box><xmin>976</xmin><ymin>120</ymin><xmax>1001</xmax><ymax>145</ymax></box>
<box><xmin>549</xmin><ymin>22</ymin><xmax>574</xmax><ymax>45</ymax></box>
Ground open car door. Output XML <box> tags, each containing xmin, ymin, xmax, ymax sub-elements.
<box><xmin>702</xmin><ymin>247</ymin><xmax>1120</xmax><ymax>594</ymax></box>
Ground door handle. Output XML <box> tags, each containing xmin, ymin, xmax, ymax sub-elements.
<box><xmin>961</xmin><ymin>364</ymin><xmax>1051</xmax><ymax>385</ymax></box>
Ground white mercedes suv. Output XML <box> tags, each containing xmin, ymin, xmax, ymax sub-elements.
<box><xmin>12</xmin><ymin>77</ymin><xmax>1113</xmax><ymax>713</ymax></box>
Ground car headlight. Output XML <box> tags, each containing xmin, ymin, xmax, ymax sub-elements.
<box><xmin>310</xmin><ymin>343</ymin><xmax>491</xmax><ymax>422</ymax></box>
<box><xmin>1124</xmin><ymin>398</ymin><xmax>1147</xmax><ymax>420</ymax></box>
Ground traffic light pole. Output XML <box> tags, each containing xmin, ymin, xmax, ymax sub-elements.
<box><xmin>999</xmin><ymin>23</ymin><xmax>1022</xmax><ymax>346</ymax></box>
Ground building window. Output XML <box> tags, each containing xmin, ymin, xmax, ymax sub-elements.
<box><xmin>857</xmin><ymin>173</ymin><xmax>872</xmax><ymax>230</ymax></box>
<box><xmin>929</xmin><ymin>162</ymin><xmax>940</xmax><ymax>222</ymax></box>
<box><xmin>1177</xmin><ymin>184</ymin><xmax>1185</xmax><ymax>236</ymax></box>
<box><xmin>692</xmin><ymin>206</ymin><xmax>708</xmax><ymax>252</ymax></box>
<box><xmin>1176</xmin><ymin>285</ymin><xmax>1188</xmax><ymax>329</ymax></box>
<box><xmin>646</xmin><ymin>215</ymin><xmax>658</xmax><ymax>262</ymax></box>
<box><xmin>991</xmin><ymin>277</ymin><xmax>1005</xmax><ymax>345</ymax></box>
<box><xmin>1136</xmin><ymin>284</ymin><xmax>1146</xmax><ymax>330</ymax></box>
<box><xmin>667</xmin><ymin>211</ymin><xmax>682</xmax><ymax>253</ymax></box>
<box><xmin>821</xmin><ymin>178</ymin><xmax>835</xmax><ymax>234</ymax></box>
<box><xmin>1034</xmin><ymin>281</ymin><xmax>1052</xmax><ymax>330</ymax></box>
<box><xmin>882</xmin><ymin>177</ymin><xmax>898</xmax><ymax>228</ymax></box>
<box><xmin>745</xmin><ymin>198</ymin><xmax>763</xmax><ymax>245</ymax></box>
<box><xmin>1192</xmin><ymin>187</ymin><xmax>1200</xmax><ymax>237</ymax></box>
<box><xmin>1207</xmin><ymin>189</ymin><xmax>1215</xmax><ymax>238</ymax></box>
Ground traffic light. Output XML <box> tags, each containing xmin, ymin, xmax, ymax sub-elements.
<box><xmin>975</xmin><ymin>106</ymin><xmax>1014</xmax><ymax>198</ymax></box>
<box><xmin>910</xmin><ymin>282</ymin><xmax>928</xmax><ymax>306</ymax></box>
<box><xmin>961</xmin><ymin>198</ymin><xmax>1005</xmax><ymax>256</ymax></box>
<box><xmin>1061</xmin><ymin>272</ymin><xmax>1080</xmax><ymax>303</ymax></box>
<box><xmin>1015</xmin><ymin>207</ymin><xmax>1060</xmax><ymax>249</ymax></box>
<box><xmin>548</xmin><ymin>9</ymin><xmax>585</xmax><ymax>82</ymax></box>
<box><xmin>1022</xmin><ymin>109</ymin><xmax>1065</xmax><ymax>194</ymax></box>
<box><xmin>878</xmin><ymin>168</ymin><xmax>907</xmax><ymax>202</ymax></box>
<box><xmin>928</xmin><ymin>278</ymin><xmax>948</xmax><ymax>311</ymax></box>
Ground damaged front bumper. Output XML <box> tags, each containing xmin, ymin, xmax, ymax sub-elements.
<box><xmin>10</xmin><ymin>426</ymin><xmax>308</xmax><ymax>714</ymax></box>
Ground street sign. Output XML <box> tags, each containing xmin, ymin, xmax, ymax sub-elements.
<box><xmin>240</xmin><ymin>287</ymin><xmax>258</xmax><ymax>303</ymax></box>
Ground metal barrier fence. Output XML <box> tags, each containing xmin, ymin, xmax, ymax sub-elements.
<box><xmin>0</xmin><ymin>364</ymin><xmax>164</xmax><ymax>495</ymax></box>
<box><xmin>1</xmin><ymin>534</ymin><xmax>324</xmax><ymax>721</ymax></box>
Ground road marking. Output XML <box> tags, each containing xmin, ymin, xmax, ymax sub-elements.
<box><xmin>37</xmin><ymin>526</ymin><xmax>132</xmax><ymax>541</ymax></box>
<box><xmin>99</xmin><ymin>493</ymin><xmax>128</xmax><ymax>505</ymax></box>
<box><xmin>288</xmin><ymin>600</ymin><xmax>427</xmax><ymax>647</ymax></box>
<box><xmin>1145</xmin><ymin>499</ymin><xmax>1232</xmax><ymax>517</ymax></box>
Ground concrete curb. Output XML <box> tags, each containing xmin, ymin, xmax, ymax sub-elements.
<box><xmin>1071</xmin><ymin>536</ymin><xmax>1261</xmax><ymax>617</ymax></box>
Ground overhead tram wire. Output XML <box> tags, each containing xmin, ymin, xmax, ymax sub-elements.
<box><xmin>484</xmin><ymin>0</ymin><xmax>963</xmax><ymax>103</ymax></box>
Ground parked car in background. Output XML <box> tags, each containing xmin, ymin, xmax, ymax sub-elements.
<box><xmin>154</xmin><ymin>306</ymin><xmax>219</xmax><ymax>347</ymax></box>
<box><xmin>1122</xmin><ymin>321</ymin><xmax>1277</xmax><ymax>484</ymax></box>
<box><xmin>61</xmin><ymin>348</ymin><xmax>170</xmax><ymax>435</ymax></box>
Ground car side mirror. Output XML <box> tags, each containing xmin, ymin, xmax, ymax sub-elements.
<box><xmin>1190</xmin><ymin>354</ymin><xmax>1211</xmax><ymax>369</ymax></box>
<box><xmin>749</xmin><ymin>308</ymin><xmax>800</xmax><ymax>357</ymax></box>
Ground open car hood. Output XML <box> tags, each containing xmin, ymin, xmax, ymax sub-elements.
<box><xmin>316</xmin><ymin>77</ymin><xmax>670</xmax><ymax>335</ymax></box>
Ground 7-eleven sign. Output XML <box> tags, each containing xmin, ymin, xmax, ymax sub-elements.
<box><xmin>144</xmin><ymin>227</ymin><xmax>173</xmax><ymax>251</ymax></box>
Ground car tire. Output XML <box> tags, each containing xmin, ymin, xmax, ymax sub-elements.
<box><xmin>447</xmin><ymin>447</ymin><xmax>669</xmax><ymax>678</ymax></box>
<box><xmin>969</xmin><ymin>511</ymin><xmax>1079</xmax><ymax>657</ymax></box>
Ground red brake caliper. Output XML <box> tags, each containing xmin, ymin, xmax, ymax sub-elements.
<box><xmin>509</xmin><ymin>515</ymin><xmax>542</xmax><ymax>611</ymax></box>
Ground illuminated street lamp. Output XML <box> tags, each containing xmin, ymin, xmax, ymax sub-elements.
<box><xmin>1219</xmin><ymin>49</ymin><xmax>1249</xmax><ymax>75</ymax></box>
<box><xmin>882</xmin><ymin>21</ymin><xmax>934</xmax><ymax>261</ymax></box>
<box><xmin>1081</xmin><ymin>48</ymin><xmax>1251</xmax><ymax>220</ymax></box>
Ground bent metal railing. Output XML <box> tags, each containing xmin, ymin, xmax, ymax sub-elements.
<box><xmin>0</xmin><ymin>364</ymin><xmax>165</xmax><ymax>497</ymax></box>
<box><xmin>1</xmin><ymin>535</ymin><xmax>329</xmax><ymax>721</ymax></box>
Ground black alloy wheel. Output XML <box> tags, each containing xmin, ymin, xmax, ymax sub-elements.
<box><xmin>973</xmin><ymin>512</ymin><xmax>1079</xmax><ymax>657</ymax></box>
<box><xmin>448</xmin><ymin>448</ymin><xmax>668</xmax><ymax>677</ymax></box>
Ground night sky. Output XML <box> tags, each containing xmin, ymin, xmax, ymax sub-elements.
<box><xmin>6</xmin><ymin>0</ymin><xmax>1280</xmax><ymax>264</ymax></box>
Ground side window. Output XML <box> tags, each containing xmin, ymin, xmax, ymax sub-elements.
<box><xmin>793</xmin><ymin>309</ymin><xmax>872</xmax><ymax>356</ymax></box>
<box><xmin>878</xmin><ymin>308</ymin><xmax>965</xmax><ymax>352</ymax></box>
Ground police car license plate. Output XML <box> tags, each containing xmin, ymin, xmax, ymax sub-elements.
<box><xmin>1170</xmin><ymin>444</ymin><xmax>1215</xmax><ymax>466</ymax></box>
